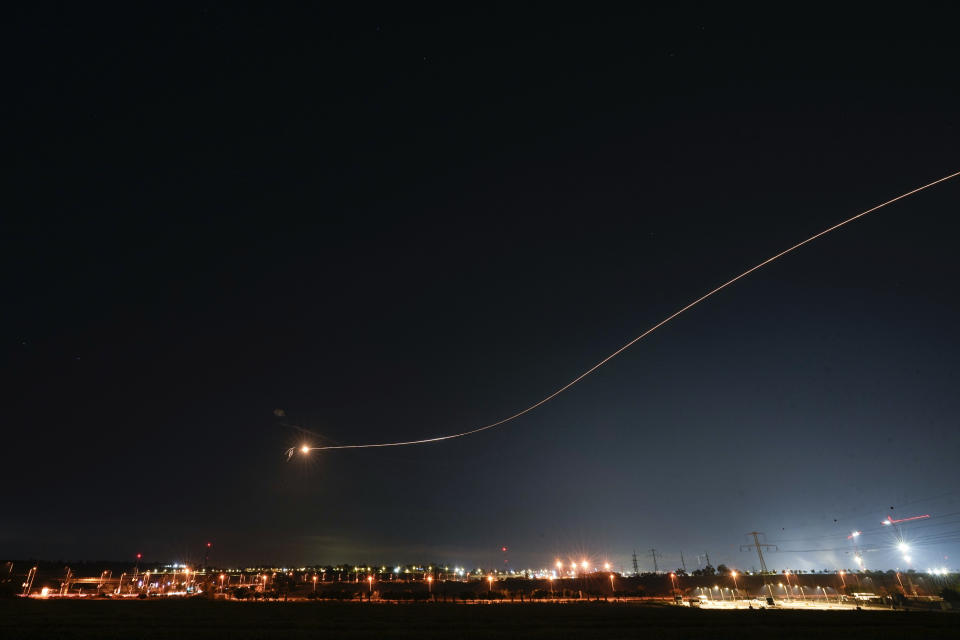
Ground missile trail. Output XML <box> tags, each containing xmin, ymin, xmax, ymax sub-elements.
<box><xmin>288</xmin><ymin>170</ymin><xmax>960</xmax><ymax>459</ymax></box>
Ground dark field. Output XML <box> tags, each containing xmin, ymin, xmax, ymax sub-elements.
<box><xmin>2</xmin><ymin>600</ymin><xmax>958</xmax><ymax>640</ymax></box>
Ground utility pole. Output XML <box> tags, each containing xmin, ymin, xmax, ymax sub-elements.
<box><xmin>649</xmin><ymin>549</ymin><xmax>662</xmax><ymax>574</ymax></box>
<box><xmin>631</xmin><ymin>550</ymin><xmax>639</xmax><ymax>576</ymax></box>
<box><xmin>705</xmin><ymin>552</ymin><xmax>711</xmax><ymax>569</ymax></box>
<box><xmin>61</xmin><ymin>567</ymin><xmax>72</xmax><ymax>596</ymax></box>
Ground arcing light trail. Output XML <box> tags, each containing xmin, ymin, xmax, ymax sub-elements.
<box><xmin>286</xmin><ymin>170</ymin><xmax>960</xmax><ymax>461</ymax></box>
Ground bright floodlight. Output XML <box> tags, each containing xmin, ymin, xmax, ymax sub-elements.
<box><xmin>898</xmin><ymin>542</ymin><xmax>910</xmax><ymax>553</ymax></box>
<box><xmin>581</xmin><ymin>560</ymin><xmax>588</xmax><ymax>569</ymax></box>
<box><xmin>851</xmin><ymin>531</ymin><xmax>861</xmax><ymax>538</ymax></box>
<box><xmin>731</xmin><ymin>571</ymin><xmax>737</xmax><ymax>577</ymax></box>
<box><xmin>300</xmin><ymin>445</ymin><xmax>310</xmax><ymax>454</ymax></box>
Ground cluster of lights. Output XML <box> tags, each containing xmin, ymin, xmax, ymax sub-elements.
<box><xmin>897</xmin><ymin>541</ymin><xmax>911</xmax><ymax>564</ymax></box>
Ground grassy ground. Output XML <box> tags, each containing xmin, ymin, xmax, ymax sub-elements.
<box><xmin>1</xmin><ymin>599</ymin><xmax>957</xmax><ymax>640</ymax></box>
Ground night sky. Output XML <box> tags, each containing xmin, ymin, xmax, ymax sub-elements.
<box><xmin>6</xmin><ymin>7</ymin><xmax>960</xmax><ymax>573</ymax></box>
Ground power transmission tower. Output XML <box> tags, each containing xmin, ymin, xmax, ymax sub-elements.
<box><xmin>680</xmin><ymin>552</ymin><xmax>687</xmax><ymax>573</ymax></box>
<box><xmin>631</xmin><ymin>550</ymin><xmax>639</xmax><ymax>576</ymax></box>
<box><xmin>740</xmin><ymin>532</ymin><xmax>777</xmax><ymax>573</ymax></box>
<box><xmin>649</xmin><ymin>548</ymin><xmax>662</xmax><ymax>574</ymax></box>
<box><xmin>741</xmin><ymin>532</ymin><xmax>778</xmax><ymax>601</ymax></box>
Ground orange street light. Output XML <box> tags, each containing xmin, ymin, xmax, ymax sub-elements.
<box><xmin>487</xmin><ymin>575</ymin><xmax>494</xmax><ymax>592</ymax></box>
<box><xmin>367</xmin><ymin>575</ymin><xmax>374</xmax><ymax>593</ymax></box>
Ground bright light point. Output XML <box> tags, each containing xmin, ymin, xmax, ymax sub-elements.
<box><xmin>904</xmin><ymin>556</ymin><xmax>911</xmax><ymax>564</ymax></box>
<box><xmin>604</xmin><ymin>563</ymin><xmax>610</xmax><ymax>570</ymax></box>
<box><xmin>300</xmin><ymin>445</ymin><xmax>310</xmax><ymax>454</ymax></box>
<box><xmin>898</xmin><ymin>542</ymin><xmax>910</xmax><ymax>553</ymax></box>
<box><xmin>731</xmin><ymin>571</ymin><xmax>737</xmax><ymax>577</ymax></box>
<box><xmin>851</xmin><ymin>531</ymin><xmax>861</xmax><ymax>538</ymax></box>
<box><xmin>581</xmin><ymin>561</ymin><xmax>588</xmax><ymax>569</ymax></box>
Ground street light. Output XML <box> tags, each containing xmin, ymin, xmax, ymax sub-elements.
<box><xmin>368</xmin><ymin>575</ymin><xmax>374</xmax><ymax>593</ymax></box>
<box><xmin>487</xmin><ymin>575</ymin><xmax>494</xmax><ymax>592</ymax></box>
<box><xmin>731</xmin><ymin>571</ymin><xmax>739</xmax><ymax>600</ymax></box>
<box><xmin>669</xmin><ymin>573</ymin><xmax>677</xmax><ymax>597</ymax></box>
<box><xmin>312</xmin><ymin>575</ymin><xmax>318</xmax><ymax>592</ymax></box>
<box><xmin>609</xmin><ymin>573</ymin><xmax>615</xmax><ymax>593</ymax></box>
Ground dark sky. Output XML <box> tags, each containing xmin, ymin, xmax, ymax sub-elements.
<box><xmin>5</xmin><ymin>6</ymin><xmax>960</xmax><ymax>572</ymax></box>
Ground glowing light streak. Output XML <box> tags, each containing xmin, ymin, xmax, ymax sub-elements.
<box><xmin>882</xmin><ymin>514</ymin><xmax>930</xmax><ymax>525</ymax></box>
<box><xmin>286</xmin><ymin>170</ymin><xmax>960</xmax><ymax>457</ymax></box>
